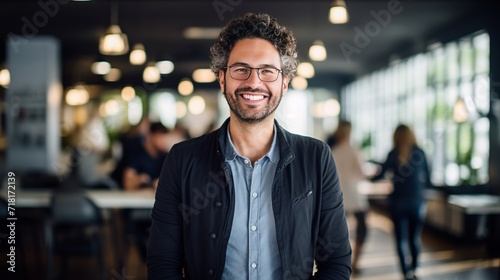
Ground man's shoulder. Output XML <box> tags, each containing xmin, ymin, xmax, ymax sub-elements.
<box><xmin>171</xmin><ymin>130</ymin><xmax>217</xmax><ymax>152</ymax></box>
<box><xmin>282</xmin><ymin>129</ymin><xmax>328</xmax><ymax>150</ymax></box>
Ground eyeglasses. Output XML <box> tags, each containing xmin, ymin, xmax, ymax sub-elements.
<box><xmin>225</xmin><ymin>65</ymin><xmax>282</xmax><ymax>82</ymax></box>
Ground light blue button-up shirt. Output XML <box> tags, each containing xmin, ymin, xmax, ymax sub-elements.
<box><xmin>222</xmin><ymin>125</ymin><xmax>281</xmax><ymax>280</ymax></box>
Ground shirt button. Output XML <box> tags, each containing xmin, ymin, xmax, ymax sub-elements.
<box><xmin>244</xmin><ymin>159</ymin><xmax>249</xmax><ymax>164</ymax></box>
<box><xmin>250</xmin><ymin>225</ymin><xmax>257</xmax><ymax>231</ymax></box>
<box><xmin>210</xmin><ymin>233</ymin><xmax>217</xmax><ymax>239</ymax></box>
<box><xmin>251</xmin><ymin>263</ymin><xmax>257</xmax><ymax>269</ymax></box>
<box><xmin>214</xmin><ymin>201</ymin><xmax>223</xmax><ymax>208</ymax></box>
<box><xmin>252</xmin><ymin>192</ymin><xmax>258</xmax><ymax>198</ymax></box>
<box><xmin>208</xmin><ymin>269</ymin><xmax>214</xmax><ymax>276</ymax></box>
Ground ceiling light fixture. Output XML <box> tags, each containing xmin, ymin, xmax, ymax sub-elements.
<box><xmin>178</xmin><ymin>78</ymin><xmax>194</xmax><ymax>96</ymax></box>
<box><xmin>0</xmin><ymin>68</ymin><xmax>10</xmax><ymax>88</ymax></box>
<box><xmin>143</xmin><ymin>62</ymin><xmax>160</xmax><ymax>83</ymax></box>
<box><xmin>130</xmin><ymin>43</ymin><xmax>146</xmax><ymax>65</ymax></box>
<box><xmin>192</xmin><ymin>68</ymin><xmax>216</xmax><ymax>83</ymax></box>
<box><xmin>329</xmin><ymin>0</ymin><xmax>349</xmax><ymax>24</ymax></box>
<box><xmin>297</xmin><ymin>62</ymin><xmax>315</xmax><ymax>78</ymax></box>
<box><xmin>121</xmin><ymin>86</ymin><xmax>136</xmax><ymax>101</ymax></box>
<box><xmin>453</xmin><ymin>96</ymin><xmax>478</xmax><ymax>123</ymax></box>
<box><xmin>323</xmin><ymin>99</ymin><xmax>341</xmax><ymax>117</ymax></box>
<box><xmin>91</xmin><ymin>61</ymin><xmax>111</xmax><ymax>75</ymax></box>
<box><xmin>104</xmin><ymin>68</ymin><xmax>121</xmax><ymax>82</ymax></box>
<box><xmin>309</xmin><ymin>40</ymin><xmax>327</xmax><ymax>61</ymax></box>
<box><xmin>99</xmin><ymin>1</ymin><xmax>128</xmax><ymax>55</ymax></box>
<box><xmin>291</xmin><ymin>76</ymin><xmax>308</xmax><ymax>90</ymax></box>
<box><xmin>156</xmin><ymin>60</ymin><xmax>175</xmax><ymax>74</ymax></box>
<box><xmin>188</xmin><ymin>95</ymin><xmax>206</xmax><ymax>115</ymax></box>
<box><xmin>183</xmin><ymin>27</ymin><xmax>222</xmax><ymax>39</ymax></box>
<box><xmin>65</xmin><ymin>84</ymin><xmax>90</xmax><ymax>106</ymax></box>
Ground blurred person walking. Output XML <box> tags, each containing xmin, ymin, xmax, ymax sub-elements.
<box><xmin>331</xmin><ymin>120</ymin><xmax>369</xmax><ymax>274</ymax></box>
<box><xmin>371</xmin><ymin>124</ymin><xmax>431</xmax><ymax>280</ymax></box>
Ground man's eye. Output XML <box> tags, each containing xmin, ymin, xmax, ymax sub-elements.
<box><xmin>261</xmin><ymin>68</ymin><xmax>276</xmax><ymax>75</ymax></box>
<box><xmin>234</xmin><ymin>67</ymin><xmax>249</xmax><ymax>73</ymax></box>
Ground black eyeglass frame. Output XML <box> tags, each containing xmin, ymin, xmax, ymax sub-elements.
<box><xmin>224</xmin><ymin>65</ymin><xmax>283</xmax><ymax>82</ymax></box>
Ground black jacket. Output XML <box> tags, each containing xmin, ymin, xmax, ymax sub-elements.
<box><xmin>147</xmin><ymin>118</ymin><xmax>352</xmax><ymax>280</ymax></box>
<box><xmin>372</xmin><ymin>146</ymin><xmax>431</xmax><ymax>207</ymax></box>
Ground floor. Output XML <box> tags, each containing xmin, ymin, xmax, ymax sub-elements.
<box><xmin>2</xmin><ymin>206</ymin><xmax>498</xmax><ymax>280</ymax></box>
<box><xmin>349</xmin><ymin>206</ymin><xmax>499</xmax><ymax>280</ymax></box>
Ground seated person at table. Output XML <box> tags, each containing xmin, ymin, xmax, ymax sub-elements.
<box><xmin>110</xmin><ymin>116</ymin><xmax>150</xmax><ymax>188</ymax></box>
<box><xmin>121</xmin><ymin>122</ymin><xmax>170</xmax><ymax>262</ymax></box>
<box><xmin>122</xmin><ymin>122</ymin><xmax>170</xmax><ymax>191</ymax></box>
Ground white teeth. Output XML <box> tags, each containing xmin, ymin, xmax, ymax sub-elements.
<box><xmin>242</xmin><ymin>94</ymin><xmax>264</xmax><ymax>101</ymax></box>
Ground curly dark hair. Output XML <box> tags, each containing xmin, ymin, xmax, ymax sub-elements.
<box><xmin>210</xmin><ymin>12</ymin><xmax>298</xmax><ymax>80</ymax></box>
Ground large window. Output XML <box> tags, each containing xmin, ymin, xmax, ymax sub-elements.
<box><xmin>341</xmin><ymin>31</ymin><xmax>490</xmax><ymax>187</ymax></box>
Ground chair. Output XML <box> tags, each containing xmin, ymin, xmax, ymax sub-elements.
<box><xmin>45</xmin><ymin>183</ymin><xmax>105</xmax><ymax>279</ymax></box>
<box><xmin>123</xmin><ymin>208</ymin><xmax>152</xmax><ymax>264</ymax></box>
<box><xmin>1</xmin><ymin>188</ymin><xmax>44</xmax><ymax>279</ymax></box>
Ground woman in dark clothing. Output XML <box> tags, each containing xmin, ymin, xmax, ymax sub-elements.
<box><xmin>372</xmin><ymin>124</ymin><xmax>431</xmax><ymax>280</ymax></box>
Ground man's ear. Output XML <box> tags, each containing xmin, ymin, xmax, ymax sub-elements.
<box><xmin>282</xmin><ymin>76</ymin><xmax>289</xmax><ymax>95</ymax></box>
<box><xmin>218</xmin><ymin>70</ymin><xmax>225</xmax><ymax>92</ymax></box>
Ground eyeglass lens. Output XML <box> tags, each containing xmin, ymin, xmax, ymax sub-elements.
<box><xmin>228</xmin><ymin>66</ymin><xmax>280</xmax><ymax>82</ymax></box>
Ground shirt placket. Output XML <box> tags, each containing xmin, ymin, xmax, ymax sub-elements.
<box><xmin>248</xmin><ymin>159</ymin><xmax>261</xmax><ymax>280</ymax></box>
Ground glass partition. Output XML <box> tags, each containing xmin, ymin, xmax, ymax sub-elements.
<box><xmin>341</xmin><ymin>30</ymin><xmax>490</xmax><ymax>187</ymax></box>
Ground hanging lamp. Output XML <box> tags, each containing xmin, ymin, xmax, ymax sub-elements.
<box><xmin>99</xmin><ymin>1</ymin><xmax>129</xmax><ymax>55</ymax></box>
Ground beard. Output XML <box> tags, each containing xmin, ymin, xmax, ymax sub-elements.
<box><xmin>223</xmin><ymin>83</ymin><xmax>283</xmax><ymax>124</ymax></box>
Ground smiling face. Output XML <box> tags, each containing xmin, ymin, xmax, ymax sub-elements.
<box><xmin>219</xmin><ymin>38</ymin><xmax>289</xmax><ymax>124</ymax></box>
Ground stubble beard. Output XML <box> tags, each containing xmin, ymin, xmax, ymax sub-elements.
<box><xmin>223</xmin><ymin>83</ymin><xmax>283</xmax><ymax>124</ymax></box>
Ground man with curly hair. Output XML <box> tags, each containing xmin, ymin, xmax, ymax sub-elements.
<box><xmin>147</xmin><ymin>12</ymin><xmax>352</xmax><ymax>280</ymax></box>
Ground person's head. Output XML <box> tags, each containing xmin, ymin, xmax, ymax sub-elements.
<box><xmin>393</xmin><ymin>124</ymin><xmax>417</xmax><ymax>165</ymax></box>
<box><xmin>148</xmin><ymin>122</ymin><xmax>170</xmax><ymax>153</ymax></box>
<box><xmin>128</xmin><ymin>116</ymin><xmax>150</xmax><ymax>137</ymax></box>
<box><xmin>210</xmin><ymin>12</ymin><xmax>298</xmax><ymax>123</ymax></box>
<box><xmin>333</xmin><ymin>120</ymin><xmax>352</xmax><ymax>145</ymax></box>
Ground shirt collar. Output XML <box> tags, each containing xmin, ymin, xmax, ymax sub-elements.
<box><xmin>223</xmin><ymin>123</ymin><xmax>280</xmax><ymax>164</ymax></box>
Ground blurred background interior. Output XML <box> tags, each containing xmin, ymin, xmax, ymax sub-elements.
<box><xmin>0</xmin><ymin>0</ymin><xmax>499</xmax><ymax>279</ymax></box>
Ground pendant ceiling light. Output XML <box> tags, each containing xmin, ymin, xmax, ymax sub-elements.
<box><xmin>130</xmin><ymin>43</ymin><xmax>146</xmax><ymax>65</ymax></box>
<box><xmin>329</xmin><ymin>0</ymin><xmax>349</xmax><ymax>24</ymax></box>
<box><xmin>297</xmin><ymin>62</ymin><xmax>315</xmax><ymax>78</ymax></box>
<box><xmin>0</xmin><ymin>68</ymin><xmax>10</xmax><ymax>88</ymax></box>
<box><xmin>178</xmin><ymin>78</ymin><xmax>194</xmax><ymax>96</ymax></box>
<box><xmin>99</xmin><ymin>1</ymin><xmax>129</xmax><ymax>55</ymax></box>
<box><xmin>309</xmin><ymin>40</ymin><xmax>327</xmax><ymax>61</ymax></box>
<box><xmin>66</xmin><ymin>83</ymin><xmax>90</xmax><ymax>106</ymax></box>
<box><xmin>192</xmin><ymin>68</ymin><xmax>216</xmax><ymax>83</ymax></box>
<box><xmin>143</xmin><ymin>62</ymin><xmax>161</xmax><ymax>83</ymax></box>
